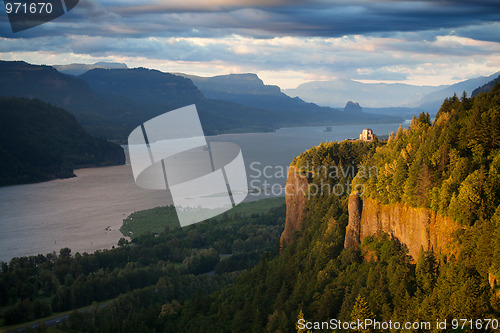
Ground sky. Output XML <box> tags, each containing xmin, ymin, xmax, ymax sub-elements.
<box><xmin>1</xmin><ymin>0</ymin><xmax>500</xmax><ymax>89</ymax></box>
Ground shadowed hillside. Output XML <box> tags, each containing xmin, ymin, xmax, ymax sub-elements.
<box><xmin>0</xmin><ymin>97</ymin><xmax>125</xmax><ymax>186</ymax></box>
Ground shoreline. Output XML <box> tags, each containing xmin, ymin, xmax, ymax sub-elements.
<box><xmin>0</xmin><ymin>196</ymin><xmax>285</xmax><ymax>264</ymax></box>
<box><xmin>0</xmin><ymin>121</ymin><xmax>408</xmax><ymax>263</ymax></box>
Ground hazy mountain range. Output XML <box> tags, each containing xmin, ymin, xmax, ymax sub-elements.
<box><xmin>473</xmin><ymin>75</ymin><xmax>500</xmax><ymax>96</ymax></box>
<box><xmin>56</xmin><ymin>62</ymin><xmax>500</xmax><ymax>117</ymax></box>
<box><xmin>53</xmin><ymin>62</ymin><xmax>128</xmax><ymax>76</ymax></box>
<box><xmin>0</xmin><ymin>61</ymin><xmax>401</xmax><ymax>142</ymax></box>
<box><xmin>285</xmin><ymin>71</ymin><xmax>500</xmax><ymax>114</ymax></box>
<box><xmin>413</xmin><ymin>71</ymin><xmax>500</xmax><ymax>112</ymax></box>
<box><xmin>285</xmin><ymin>80</ymin><xmax>441</xmax><ymax>109</ymax></box>
<box><xmin>179</xmin><ymin>73</ymin><xmax>331</xmax><ymax>114</ymax></box>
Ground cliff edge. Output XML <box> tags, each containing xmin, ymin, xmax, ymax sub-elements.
<box><xmin>281</xmin><ymin>167</ymin><xmax>462</xmax><ymax>261</ymax></box>
<box><xmin>344</xmin><ymin>194</ymin><xmax>363</xmax><ymax>249</ymax></box>
<box><xmin>344</xmin><ymin>194</ymin><xmax>462</xmax><ymax>260</ymax></box>
<box><xmin>280</xmin><ymin>166</ymin><xmax>308</xmax><ymax>248</ymax></box>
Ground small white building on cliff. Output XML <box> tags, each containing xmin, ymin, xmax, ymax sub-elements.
<box><xmin>359</xmin><ymin>128</ymin><xmax>374</xmax><ymax>141</ymax></box>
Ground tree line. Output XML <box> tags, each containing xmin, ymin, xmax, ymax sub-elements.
<box><xmin>0</xmin><ymin>202</ymin><xmax>285</xmax><ymax>327</ymax></box>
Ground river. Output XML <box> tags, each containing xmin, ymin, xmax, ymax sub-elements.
<box><xmin>0</xmin><ymin>122</ymin><xmax>409</xmax><ymax>262</ymax></box>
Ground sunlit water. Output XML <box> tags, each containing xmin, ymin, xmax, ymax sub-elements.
<box><xmin>0</xmin><ymin>122</ymin><xmax>409</xmax><ymax>262</ymax></box>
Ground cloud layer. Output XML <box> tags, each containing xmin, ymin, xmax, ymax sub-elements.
<box><xmin>1</xmin><ymin>0</ymin><xmax>499</xmax><ymax>88</ymax></box>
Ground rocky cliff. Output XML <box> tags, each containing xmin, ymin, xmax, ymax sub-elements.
<box><xmin>344</xmin><ymin>194</ymin><xmax>363</xmax><ymax>249</ymax></box>
<box><xmin>280</xmin><ymin>166</ymin><xmax>308</xmax><ymax>248</ymax></box>
<box><xmin>343</xmin><ymin>101</ymin><xmax>363</xmax><ymax>114</ymax></box>
<box><xmin>345</xmin><ymin>194</ymin><xmax>462</xmax><ymax>260</ymax></box>
<box><xmin>281</xmin><ymin>165</ymin><xmax>461</xmax><ymax>261</ymax></box>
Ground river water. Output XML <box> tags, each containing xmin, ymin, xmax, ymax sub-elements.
<box><xmin>0</xmin><ymin>122</ymin><xmax>408</xmax><ymax>262</ymax></box>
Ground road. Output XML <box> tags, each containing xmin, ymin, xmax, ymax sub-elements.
<box><xmin>5</xmin><ymin>303</ymin><xmax>107</xmax><ymax>333</ymax></box>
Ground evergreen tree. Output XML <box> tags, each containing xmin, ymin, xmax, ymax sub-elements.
<box><xmin>350</xmin><ymin>295</ymin><xmax>375</xmax><ymax>332</ymax></box>
<box><xmin>296</xmin><ymin>309</ymin><xmax>312</xmax><ymax>333</ymax></box>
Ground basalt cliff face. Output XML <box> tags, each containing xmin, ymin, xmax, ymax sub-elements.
<box><xmin>279</xmin><ymin>166</ymin><xmax>308</xmax><ymax>248</ymax></box>
<box><xmin>344</xmin><ymin>194</ymin><xmax>462</xmax><ymax>260</ymax></box>
<box><xmin>281</xmin><ymin>164</ymin><xmax>461</xmax><ymax>260</ymax></box>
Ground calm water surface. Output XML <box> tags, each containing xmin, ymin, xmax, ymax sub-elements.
<box><xmin>0</xmin><ymin>122</ymin><xmax>408</xmax><ymax>262</ymax></box>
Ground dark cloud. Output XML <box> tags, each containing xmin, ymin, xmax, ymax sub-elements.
<box><xmin>74</xmin><ymin>0</ymin><xmax>115</xmax><ymax>22</ymax></box>
<box><xmin>257</xmin><ymin>1</ymin><xmax>500</xmax><ymax>37</ymax></box>
<box><xmin>1</xmin><ymin>0</ymin><xmax>499</xmax><ymax>39</ymax></box>
<box><xmin>0</xmin><ymin>0</ymin><xmax>498</xmax><ymax>87</ymax></box>
<box><xmin>453</xmin><ymin>23</ymin><xmax>500</xmax><ymax>43</ymax></box>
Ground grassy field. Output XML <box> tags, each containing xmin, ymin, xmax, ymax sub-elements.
<box><xmin>120</xmin><ymin>197</ymin><xmax>285</xmax><ymax>239</ymax></box>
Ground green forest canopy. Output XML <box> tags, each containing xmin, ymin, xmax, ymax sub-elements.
<box><xmin>1</xmin><ymin>86</ymin><xmax>500</xmax><ymax>332</ymax></box>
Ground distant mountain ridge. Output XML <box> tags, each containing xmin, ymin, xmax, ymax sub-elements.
<box><xmin>410</xmin><ymin>71</ymin><xmax>500</xmax><ymax>112</ymax></box>
<box><xmin>285</xmin><ymin>79</ymin><xmax>441</xmax><ymax>109</ymax></box>
<box><xmin>54</xmin><ymin>62</ymin><xmax>128</xmax><ymax>76</ymax></box>
<box><xmin>472</xmin><ymin>74</ymin><xmax>500</xmax><ymax>96</ymax></box>
<box><xmin>0</xmin><ymin>61</ymin><xmax>280</xmax><ymax>138</ymax></box>
<box><xmin>178</xmin><ymin>73</ymin><xmax>336</xmax><ymax>113</ymax></box>
<box><xmin>78</xmin><ymin>67</ymin><xmax>284</xmax><ymax>135</ymax></box>
<box><xmin>0</xmin><ymin>60</ymin><xmax>403</xmax><ymax>141</ymax></box>
<box><xmin>178</xmin><ymin>73</ymin><xmax>411</xmax><ymax>123</ymax></box>
<box><xmin>0</xmin><ymin>60</ymin><xmax>157</xmax><ymax>139</ymax></box>
<box><xmin>80</xmin><ymin>68</ymin><xmax>204</xmax><ymax>106</ymax></box>
<box><xmin>181</xmin><ymin>73</ymin><xmax>280</xmax><ymax>96</ymax></box>
<box><xmin>81</xmin><ymin>69</ymin><xmax>402</xmax><ymax>132</ymax></box>
<box><xmin>284</xmin><ymin>71</ymin><xmax>500</xmax><ymax>115</ymax></box>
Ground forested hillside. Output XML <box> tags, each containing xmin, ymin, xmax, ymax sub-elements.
<box><xmin>0</xmin><ymin>61</ymin><xmax>278</xmax><ymax>138</ymax></box>
<box><xmin>473</xmin><ymin>75</ymin><xmax>500</xmax><ymax>97</ymax></box>
<box><xmin>0</xmin><ymin>97</ymin><xmax>125</xmax><ymax>186</ymax></box>
<box><xmin>2</xmin><ymin>87</ymin><xmax>499</xmax><ymax>332</ymax></box>
<box><xmin>355</xmin><ymin>86</ymin><xmax>500</xmax><ymax>224</ymax></box>
<box><xmin>0</xmin><ymin>199</ymin><xmax>285</xmax><ymax>330</ymax></box>
<box><xmin>153</xmin><ymin>86</ymin><xmax>500</xmax><ymax>331</ymax></box>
